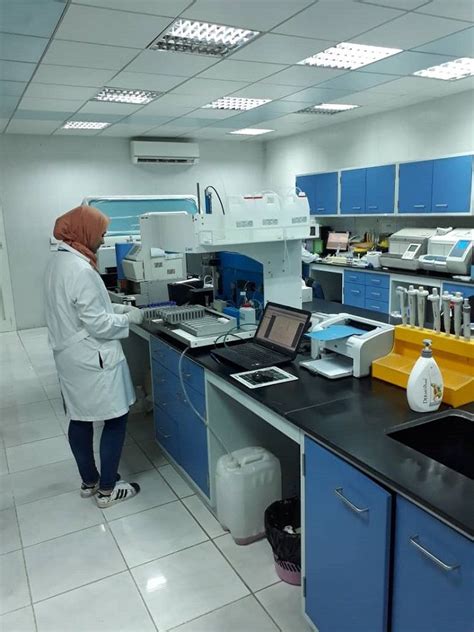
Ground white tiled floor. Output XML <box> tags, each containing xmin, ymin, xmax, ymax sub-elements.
<box><xmin>0</xmin><ymin>329</ymin><xmax>311</xmax><ymax>631</ymax></box>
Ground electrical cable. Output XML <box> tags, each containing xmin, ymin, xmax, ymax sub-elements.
<box><xmin>205</xmin><ymin>185</ymin><xmax>225</xmax><ymax>215</ymax></box>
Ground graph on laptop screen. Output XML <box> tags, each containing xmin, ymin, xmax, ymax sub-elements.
<box><xmin>256</xmin><ymin>304</ymin><xmax>308</xmax><ymax>352</ymax></box>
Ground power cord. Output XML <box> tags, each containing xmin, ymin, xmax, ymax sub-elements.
<box><xmin>205</xmin><ymin>185</ymin><xmax>225</xmax><ymax>215</ymax></box>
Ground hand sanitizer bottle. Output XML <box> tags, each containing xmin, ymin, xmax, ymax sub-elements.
<box><xmin>406</xmin><ymin>339</ymin><xmax>444</xmax><ymax>413</ymax></box>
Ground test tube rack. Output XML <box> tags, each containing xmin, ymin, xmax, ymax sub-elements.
<box><xmin>372</xmin><ymin>325</ymin><xmax>474</xmax><ymax>407</ymax></box>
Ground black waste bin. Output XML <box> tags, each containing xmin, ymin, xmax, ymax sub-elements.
<box><xmin>264</xmin><ymin>497</ymin><xmax>301</xmax><ymax>585</ymax></box>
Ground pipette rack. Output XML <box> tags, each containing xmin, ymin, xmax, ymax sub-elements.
<box><xmin>372</xmin><ymin>325</ymin><xmax>474</xmax><ymax>407</ymax></box>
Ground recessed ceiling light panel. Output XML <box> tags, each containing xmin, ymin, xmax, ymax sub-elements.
<box><xmin>202</xmin><ymin>97</ymin><xmax>271</xmax><ymax>111</ymax></box>
<box><xmin>413</xmin><ymin>57</ymin><xmax>474</xmax><ymax>80</ymax></box>
<box><xmin>62</xmin><ymin>121</ymin><xmax>110</xmax><ymax>129</ymax></box>
<box><xmin>93</xmin><ymin>87</ymin><xmax>161</xmax><ymax>104</ymax></box>
<box><xmin>149</xmin><ymin>18</ymin><xmax>259</xmax><ymax>57</ymax></box>
<box><xmin>229</xmin><ymin>128</ymin><xmax>274</xmax><ymax>135</ymax></box>
<box><xmin>299</xmin><ymin>42</ymin><xmax>402</xmax><ymax>70</ymax></box>
<box><xmin>297</xmin><ymin>103</ymin><xmax>360</xmax><ymax>115</ymax></box>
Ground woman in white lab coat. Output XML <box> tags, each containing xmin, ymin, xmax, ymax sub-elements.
<box><xmin>45</xmin><ymin>205</ymin><xmax>143</xmax><ymax>508</ymax></box>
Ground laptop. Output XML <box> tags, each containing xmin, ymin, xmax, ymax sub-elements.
<box><xmin>212</xmin><ymin>302</ymin><xmax>311</xmax><ymax>370</ymax></box>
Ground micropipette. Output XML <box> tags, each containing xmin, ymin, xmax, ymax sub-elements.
<box><xmin>452</xmin><ymin>292</ymin><xmax>463</xmax><ymax>339</ymax></box>
<box><xmin>396</xmin><ymin>286</ymin><xmax>407</xmax><ymax>325</ymax></box>
<box><xmin>428</xmin><ymin>288</ymin><xmax>441</xmax><ymax>334</ymax></box>
<box><xmin>407</xmin><ymin>285</ymin><xmax>418</xmax><ymax>328</ymax></box>
<box><xmin>463</xmin><ymin>298</ymin><xmax>471</xmax><ymax>341</ymax></box>
<box><xmin>417</xmin><ymin>286</ymin><xmax>428</xmax><ymax>329</ymax></box>
<box><xmin>442</xmin><ymin>292</ymin><xmax>453</xmax><ymax>335</ymax></box>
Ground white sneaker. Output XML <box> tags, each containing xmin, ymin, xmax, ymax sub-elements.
<box><xmin>96</xmin><ymin>481</ymin><xmax>140</xmax><ymax>508</ymax></box>
<box><xmin>80</xmin><ymin>482</ymin><xmax>99</xmax><ymax>498</ymax></box>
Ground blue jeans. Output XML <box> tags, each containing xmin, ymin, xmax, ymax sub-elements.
<box><xmin>68</xmin><ymin>413</ymin><xmax>128</xmax><ymax>491</ymax></box>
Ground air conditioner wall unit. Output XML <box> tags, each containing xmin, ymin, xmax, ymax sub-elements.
<box><xmin>130</xmin><ymin>140</ymin><xmax>200</xmax><ymax>165</ymax></box>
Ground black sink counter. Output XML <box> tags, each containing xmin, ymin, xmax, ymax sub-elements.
<box><xmin>142</xmin><ymin>301</ymin><xmax>474</xmax><ymax>540</ymax></box>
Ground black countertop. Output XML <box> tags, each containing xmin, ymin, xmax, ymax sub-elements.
<box><xmin>143</xmin><ymin>300</ymin><xmax>474</xmax><ymax>540</ymax></box>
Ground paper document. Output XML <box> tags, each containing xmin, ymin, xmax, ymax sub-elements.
<box><xmin>306</xmin><ymin>324</ymin><xmax>367</xmax><ymax>341</ymax></box>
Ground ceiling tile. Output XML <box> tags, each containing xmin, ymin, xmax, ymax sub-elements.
<box><xmin>133</xmin><ymin>99</ymin><xmax>195</xmax><ymax>117</ymax></box>
<box><xmin>162</xmin><ymin>116</ymin><xmax>209</xmax><ymax>128</ymax></box>
<box><xmin>415</xmin><ymin>1</ymin><xmax>474</xmax><ymax>22</ymax></box>
<box><xmin>227</xmin><ymin>83</ymin><xmax>301</xmax><ymax>100</ymax></box>
<box><xmin>33</xmin><ymin>64</ymin><xmax>116</xmax><ymax>87</ymax></box>
<box><xmin>54</xmin><ymin>127</ymin><xmax>103</xmax><ymax>136</ymax></box>
<box><xmin>274</xmin><ymin>0</ymin><xmax>403</xmax><ymax>40</ymax></box>
<box><xmin>0</xmin><ymin>60</ymin><xmax>36</xmax><ymax>82</ymax></box>
<box><xmin>0</xmin><ymin>119</ymin><xmax>9</xmax><ymax>132</ymax></box>
<box><xmin>229</xmin><ymin>34</ymin><xmax>334</xmax><ymax>65</ymax></box>
<box><xmin>0</xmin><ymin>80</ymin><xmax>27</xmax><ymax>96</ymax></box>
<box><xmin>109</xmin><ymin>71</ymin><xmax>185</xmax><ymax>92</ymax></box>
<box><xmin>124</xmin><ymin>50</ymin><xmax>218</xmax><ymax>77</ymax></box>
<box><xmin>360</xmin><ymin>51</ymin><xmax>457</xmax><ymax>75</ymax></box>
<box><xmin>25</xmin><ymin>83</ymin><xmax>98</xmax><ymax>100</ymax></box>
<box><xmin>190</xmin><ymin>108</ymin><xmax>244</xmax><ymax>119</ymax></box>
<box><xmin>173</xmin><ymin>78</ymin><xmax>249</xmax><ymax>98</ymax></box>
<box><xmin>68</xmin><ymin>112</ymin><xmax>124</xmax><ymax>122</ymax></box>
<box><xmin>6</xmin><ymin>119</ymin><xmax>64</xmax><ymax>135</ymax></box>
<box><xmin>199</xmin><ymin>60</ymin><xmax>286</xmax><ymax>82</ymax></box>
<box><xmin>358</xmin><ymin>0</ymin><xmax>429</xmax><ymax>9</ymax></box>
<box><xmin>366</xmin><ymin>75</ymin><xmax>450</xmax><ymax>95</ymax></box>
<box><xmin>414</xmin><ymin>26</ymin><xmax>474</xmax><ymax>56</ymax></box>
<box><xmin>352</xmin><ymin>12</ymin><xmax>470</xmax><ymax>49</ymax></box>
<box><xmin>261</xmin><ymin>66</ymin><xmax>347</xmax><ymax>87</ymax></box>
<box><xmin>76</xmin><ymin>101</ymin><xmax>143</xmax><ymax>115</ymax></box>
<box><xmin>14</xmin><ymin>109</ymin><xmax>78</xmax><ymax>121</ymax></box>
<box><xmin>182</xmin><ymin>0</ymin><xmax>314</xmax><ymax>31</ymax></box>
<box><xmin>317</xmin><ymin>71</ymin><xmax>396</xmax><ymax>91</ymax></box>
<box><xmin>98</xmin><ymin>123</ymin><xmax>155</xmax><ymax>137</ymax></box>
<box><xmin>281</xmin><ymin>86</ymin><xmax>354</xmax><ymax>103</ymax></box>
<box><xmin>17</xmin><ymin>97</ymin><xmax>83</xmax><ymax>112</ymax></box>
<box><xmin>149</xmin><ymin>93</ymin><xmax>210</xmax><ymax>109</ymax></box>
<box><xmin>42</xmin><ymin>40</ymin><xmax>138</xmax><ymax>70</ymax></box>
<box><xmin>54</xmin><ymin>4</ymin><xmax>173</xmax><ymax>48</ymax></box>
<box><xmin>119</xmin><ymin>114</ymin><xmax>173</xmax><ymax>126</ymax></box>
<box><xmin>0</xmin><ymin>95</ymin><xmax>20</xmax><ymax>117</ymax></box>
<box><xmin>139</xmin><ymin>125</ymin><xmax>189</xmax><ymax>137</ymax></box>
<box><xmin>0</xmin><ymin>33</ymin><xmax>48</xmax><ymax>63</ymax></box>
<box><xmin>0</xmin><ymin>0</ymin><xmax>65</xmax><ymax>38</ymax></box>
<box><xmin>71</xmin><ymin>0</ymin><xmax>192</xmax><ymax>17</ymax></box>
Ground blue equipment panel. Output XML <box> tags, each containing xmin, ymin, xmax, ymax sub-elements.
<box><xmin>217</xmin><ymin>252</ymin><xmax>264</xmax><ymax>308</ymax></box>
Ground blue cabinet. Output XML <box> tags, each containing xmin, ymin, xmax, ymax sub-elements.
<box><xmin>151</xmin><ymin>337</ymin><xmax>209</xmax><ymax>497</ymax></box>
<box><xmin>341</xmin><ymin>166</ymin><xmax>395</xmax><ymax>215</ymax></box>
<box><xmin>442</xmin><ymin>282</ymin><xmax>474</xmax><ymax>300</ymax></box>
<box><xmin>305</xmin><ymin>438</ymin><xmax>392</xmax><ymax>632</ymax></box>
<box><xmin>296</xmin><ymin>172</ymin><xmax>338</xmax><ymax>215</ymax></box>
<box><xmin>398</xmin><ymin>160</ymin><xmax>433</xmax><ymax>213</ymax></box>
<box><xmin>341</xmin><ymin>168</ymin><xmax>366</xmax><ymax>214</ymax></box>
<box><xmin>392</xmin><ymin>497</ymin><xmax>474</xmax><ymax>632</ymax></box>
<box><xmin>343</xmin><ymin>270</ymin><xmax>390</xmax><ymax>313</ymax></box>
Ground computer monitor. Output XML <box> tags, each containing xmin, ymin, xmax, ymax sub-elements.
<box><xmin>167</xmin><ymin>278</ymin><xmax>203</xmax><ymax>305</ymax></box>
<box><xmin>255</xmin><ymin>302</ymin><xmax>311</xmax><ymax>354</ymax></box>
<box><xmin>326</xmin><ymin>231</ymin><xmax>349</xmax><ymax>252</ymax></box>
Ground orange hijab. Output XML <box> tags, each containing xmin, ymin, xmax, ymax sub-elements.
<box><xmin>54</xmin><ymin>205</ymin><xmax>109</xmax><ymax>270</ymax></box>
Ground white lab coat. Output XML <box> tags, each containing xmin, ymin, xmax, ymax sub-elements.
<box><xmin>44</xmin><ymin>243</ymin><xmax>135</xmax><ymax>421</ymax></box>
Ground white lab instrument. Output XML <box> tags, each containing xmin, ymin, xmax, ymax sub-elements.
<box><xmin>408</xmin><ymin>285</ymin><xmax>418</xmax><ymax>328</ymax></box>
<box><xmin>442</xmin><ymin>292</ymin><xmax>453</xmax><ymax>335</ymax></box>
<box><xmin>452</xmin><ymin>292</ymin><xmax>463</xmax><ymax>339</ymax></box>
<box><xmin>463</xmin><ymin>299</ymin><xmax>471</xmax><ymax>341</ymax></box>
<box><xmin>446</xmin><ymin>239</ymin><xmax>473</xmax><ymax>275</ymax></box>
<box><xmin>419</xmin><ymin>229</ymin><xmax>474</xmax><ymax>274</ymax></box>
<box><xmin>216</xmin><ymin>447</ymin><xmax>282</xmax><ymax>544</ymax></box>
<box><xmin>366</xmin><ymin>251</ymin><xmax>382</xmax><ymax>269</ymax></box>
<box><xmin>397</xmin><ymin>286</ymin><xmax>408</xmax><ymax>325</ymax></box>
<box><xmin>140</xmin><ymin>192</ymin><xmax>310</xmax><ymax>308</ymax></box>
<box><xmin>97</xmin><ymin>235</ymin><xmax>139</xmax><ymax>274</ymax></box>
<box><xmin>428</xmin><ymin>288</ymin><xmax>441</xmax><ymax>334</ymax></box>
<box><xmin>379</xmin><ymin>228</ymin><xmax>437</xmax><ymax>271</ymax></box>
<box><xmin>417</xmin><ymin>286</ymin><xmax>429</xmax><ymax>329</ymax></box>
<box><xmin>302</xmin><ymin>313</ymin><xmax>394</xmax><ymax>379</ymax></box>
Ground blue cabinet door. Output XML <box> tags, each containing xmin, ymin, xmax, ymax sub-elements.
<box><xmin>341</xmin><ymin>168</ymin><xmax>366</xmax><ymax>214</ymax></box>
<box><xmin>366</xmin><ymin>165</ymin><xmax>395</xmax><ymax>214</ymax></box>
<box><xmin>296</xmin><ymin>172</ymin><xmax>338</xmax><ymax>215</ymax></box>
<box><xmin>343</xmin><ymin>283</ymin><xmax>365</xmax><ymax>308</ymax></box>
<box><xmin>431</xmin><ymin>155</ymin><xmax>473</xmax><ymax>213</ymax></box>
<box><xmin>154</xmin><ymin>405</ymin><xmax>180</xmax><ymax>463</ymax></box>
<box><xmin>179</xmin><ymin>405</ymin><xmax>209</xmax><ymax>497</ymax></box>
<box><xmin>442</xmin><ymin>283</ymin><xmax>474</xmax><ymax>299</ymax></box>
<box><xmin>398</xmin><ymin>160</ymin><xmax>433</xmax><ymax>213</ymax></box>
<box><xmin>305</xmin><ymin>438</ymin><xmax>392</xmax><ymax>632</ymax></box>
<box><xmin>392</xmin><ymin>496</ymin><xmax>474</xmax><ymax>632</ymax></box>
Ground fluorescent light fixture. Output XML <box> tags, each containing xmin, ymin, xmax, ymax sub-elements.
<box><xmin>230</xmin><ymin>128</ymin><xmax>274</xmax><ymax>136</ymax></box>
<box><xmin>299</xmin><ymin>42</ymin><xmax>402</xmax><ymax>70</ymax></box>
<box><xmin>62</xmin><ymin>121</ymin><xmax>110</xmax><ymax>129</ymax></box>
<box><xmin>92</xmin><ymin>87</ymin><xmax>161</xmax><ymax>104</ymax></box>
<box><xmin>149</xmin><ymin>18</ymin><xmax>259</xmax><ymax>57</ymax></box>
<box><xmin>298</xmin><ymin>103</ymin><xmax>360</xmax><ymax>115</ymax></box>
<box><xmin>413</xmin><ymin>57</ymin><xmax>474</xmax><ymax>80</ymax></box>
<box><xmin>202</xmin><ymin>97</ymin><xmax>271</xmax><ymax>111</ymax></box>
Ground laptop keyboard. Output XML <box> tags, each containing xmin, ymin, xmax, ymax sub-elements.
<box><xmin>229</xmin><ymin>344</ymin><xmax>285</xmax><ymax>363</ymax></box>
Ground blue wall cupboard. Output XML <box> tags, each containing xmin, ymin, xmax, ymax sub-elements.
<box><xmin>340</xmin><ymin>165</ymin><xmax>396</xmax><ymax>215</ymax></box>
<box><xmin>296</xmin><ymin>172</ymin><xmax>338</xmax><ymax>215</ymax></box>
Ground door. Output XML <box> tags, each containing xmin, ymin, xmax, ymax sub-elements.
<box><xmin>431</xmin><ymin>155</ymin><xmax>473</xmax><ymax>213</ymax></box>
<box><xmin>0</xmin><ymin>204</ymin><xmax>16</xmax><ymax>332</ymax></box>
<box><xmin>365</xmin><ymin>165</ymin><xmax>395</xmax><ymax>214</ymax></box>
<box><xmin>340</xmin><ymin>169</ymin><xmax>366</xmax><ymax>214</ymax></box>
<box><xmin>398</xmin><ymin>160</ymin><xmax>433</xmax><ymax>213</ymax></box>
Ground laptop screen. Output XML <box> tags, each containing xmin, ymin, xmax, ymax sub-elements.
<box><xmin>255</xmin><ymin>303</ymin><xmax>310</xmax><ymax>353</ymax></box>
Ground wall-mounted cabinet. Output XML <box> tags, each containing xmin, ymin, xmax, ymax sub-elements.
<box><xmin>341</xmin><ymin>165</ymin><xmax>395</xmax><ymax>215</ymax></box>
<box><xmin>296</xmin><ymin>172</ymin><xmax>338</xmax><ymax>215</ymax></box>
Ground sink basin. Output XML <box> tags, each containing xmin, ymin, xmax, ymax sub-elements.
<box><xmin>387</xmin><ymin>411</ymin><xmax>474</xmax><ymax>480</ymax></box>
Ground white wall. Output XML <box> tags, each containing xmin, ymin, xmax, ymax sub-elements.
<box><xmin>0</xmin><ymin>135</ymin><xmax>265</xmax><ymax>329</ymax></box>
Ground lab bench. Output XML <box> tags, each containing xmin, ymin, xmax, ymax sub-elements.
<box><xmin>131</xmin><ymin>301</ymin><xmax>473</xmax><ymax>632</ymax></box>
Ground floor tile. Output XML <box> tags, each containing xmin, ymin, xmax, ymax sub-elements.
<box><xmin>136</xmin><ymin>439</ymin><xmax>168</xmax><ymax>467</ymax></box>
<box><xmin>42</xmin><ymin>383</ymin><xmax>62</xmax><ymax>400</ymax></box>
<box><xmin>174</xmin><ymin>594</ymin><xmax>279</xmax><ymax>632</ymax></box>
<box><xmin>0</xmin><ymin>507</ymin><xmax>21</xmax><ymax>554</ymax></box>
<box><xmin>214</xmin><ymin>534</ymin><xmax>278</xmax><ymax>592</ymax></box>
<box><xmin>34</xmin><ymin>571</ymin><xmax>155</xmax><ymax>632</ymax></box>
<box><xmin>0</xmin><ymin>386</ymin><xmax>47</xmax><ymax>409</ymax></box>
<box><xmin>11</xmin><ymin>458</ymin><xmax>79</xmax><ymax>505</ymax></box>
<box><xmin>132</xmin><ymin>541</ymin><xmax>249</xmax><ymax>631</ymax></box>
<box><xmin>38</xmin><ymin>371</ymin><xmax>59</xmax><ymax>387</ymax></box>
<box><xmin>24</xmin><ymin>524</ymin><xmax>126</xmax><ymax>602</ymax></box>
<box><xmin>110</xmin><ymin>500</ymin><xmax>208</xmax><ymax>568</ymax></box>
<box><xmin>0</xmin><ymin>550</ymin><xmax>30</xmax><ymax>615</ymax></box>
<box><xmin>6</xmin><ymin>435</ymin><xmax>71</xmax><ymax>472</ymax></box>
<box><xmin>1</xmin><ymin>416</ymin><xmax>63</xmax><ymax>447</ymax></box>
<box><xmin>256</xmin><ymin>581</ymin><xmax>311</xmax><ymax>632</ymax></box>
<box><xmin>49</xmin><ymin>398</ymin><xmax>67</xmax><ymax>420</ymax></box>
<box><xmin>0</xmin><ymin>400</ymin><xmax>54</xmax><ymax>427</ymax></box>
<box><xmin>0</xmin><ymin>445</ymin><xmax>8</xmax><ymax>475</ymax></box>
<box><xmin>0</xmin><ymin>606</ymin><xmax>36</xmax><ymax>632</ymax></box>
<box><xmin>182</xmin><ymin>495</ymin><xmax>226</xmax><ymax>539</ymax></box>
<box><xmin>17</xmin><ymin>489</ymin><xmax>103</xmax><ymax>546</ymax></box>
<box><xmin>127</xmin><ymin>416</ymin><xmax>155</xmax><ymax>443</ymax></box>
<box><xmin>116</xmin><ymin>443</ymin><xmax>153</xmax><ymax>477</ymax></box>
<box><xmin>159</xmin><ymin>464</ymin><xmax>194</xmax><ymax>498</ymax></box>
<box><xmin>0</xmin><ymin>474</ymin><xmax>14</xmax><ymax>510</ymax></box>
<box><xmin>102</xmin><ymin>468</ymin><xmax>176</xmax><ymax>522</ymax></box>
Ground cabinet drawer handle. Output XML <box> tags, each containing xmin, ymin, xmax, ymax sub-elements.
<box><xmin>334</xmin><ymin>487</ymin><xmax>369</xmax><ymax>514</ymax></box>
<box><xmin>369</xmin><ymin>304</ymin><xmax>381</xmax><ymax>310</ymax></box>
<box><xmin>350</xmin><ymin>290</ymin><xmax>361</xmax><ymax>295</ymax></box>
<box><xmin>368</xmin><ymin>205</ymin><xmax>378</xmax><ymax>209</ymax></box>
<box><xmin>371</xmin><ymin>279</ymin><xmax>381</xmax><ymax>285</ymax></box>
<box><xmin>156</xmin><ymin>401</ymin><xmax>167</xmax><ymax>408</ymax></box>
<box><xmin>435</xmin><ymin>203</ymin><xmax>448</xmax><ymax>208</ymax></box>
<box><xmin>156</xmin><ymin>428</ymin><xmax>171</xmax><ymax>439</ymax></box>
<box><xmin>352</xmin><ymin>206</ymin><xmax>361</xmax><ymax>210</ymax></box>
<box><xmin>317</xmin><ymin>207</ymin><xmax>325</xmax><ymax>211</ymax></box>
<box><xmin>410</xmin><ymin>536</ymin><xmax>460</xmax><ymax>572</ymax></box>
<box><xmin>184</xmin><ymin>373</ymin><xmax>192</xmax><ymax>379</ymax></box>
<box><xmin>413</xmin><ymin>204</ymin><xmax>425</xmax><ymax>208</ymax></box>
<box><xmin>371</xmin><ymin>292</ymin><xmax>381</xmax><ymax>297</ymax></box>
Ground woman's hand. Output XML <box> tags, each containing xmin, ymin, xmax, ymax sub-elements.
<box><xmin>127</xmin><ymin>306</ymin><xmax>144</xmax><ymax>325</ymax></box>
